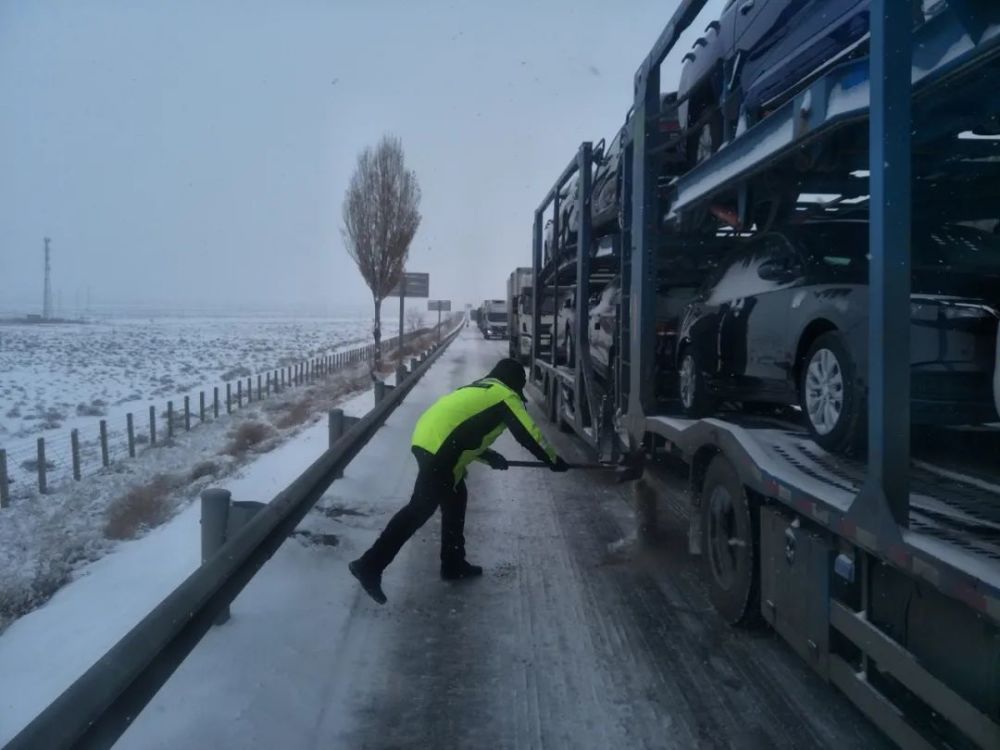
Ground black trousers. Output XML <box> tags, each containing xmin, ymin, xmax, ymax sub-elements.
<box><xmin>360</xmin><ymin>447</ymin><xmax>469</xmax><ymax>573</ymax></box>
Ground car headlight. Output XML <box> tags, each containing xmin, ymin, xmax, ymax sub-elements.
<box><xmin>910</xmin><ymin>301</ymin><xmax>996</xmax><ymax>320</ymax></box>
<box><xmin>942</xmin><ymin>304</ymin><xmax>994</xmax><ymax>320</ymax></box>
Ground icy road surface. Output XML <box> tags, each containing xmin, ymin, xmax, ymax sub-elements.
<box><xmin>117</xmin><ymin>328</ymin><xmax>889</xmax><ymax>749</ymax></box>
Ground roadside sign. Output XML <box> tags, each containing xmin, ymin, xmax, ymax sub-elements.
<box><xmin>388</xmin><ymin>272</ymin><xmax>429</xmax><ymax>298</ymax></box>
<box><xmin>428</xmin><ymin>300</ymin><xmax>451</xmax><ymax>311</ymax></box>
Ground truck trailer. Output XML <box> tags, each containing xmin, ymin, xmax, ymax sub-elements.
<box><xmin>525</xmin><ymin>3</ymin><xmax>1000</xmax><ymax>748</ymax></box>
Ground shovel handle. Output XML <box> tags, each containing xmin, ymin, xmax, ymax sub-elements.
<box><xmin>505</xmin><ymin>460</ymin><xmax>613</xmax><ymax>470</ymax></box>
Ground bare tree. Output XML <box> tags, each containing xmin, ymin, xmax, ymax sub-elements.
<box><xmin>406</xmin><ymin>306</ymin><xmax>425</xmax><ymax>334</ymax></box>
<box><xmin>342</xmin><ymin>135</ymin><xmax>421</xmax><ymax>372</ymax></box>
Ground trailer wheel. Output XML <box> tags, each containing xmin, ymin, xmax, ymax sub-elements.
<box><xmin>701</xmin><ymin>455</ymin><xmax>760</xmax><ymax>626</ymax></box>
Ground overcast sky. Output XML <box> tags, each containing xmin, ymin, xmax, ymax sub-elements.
<box><xmin>0</xmin><ymin>0</ymin><xmax>724</xmax><ymax>317</ymax></box>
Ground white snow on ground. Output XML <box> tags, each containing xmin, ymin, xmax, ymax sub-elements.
<box><xmin>0</xmin><ymin>315</ymin><xmax>406</xmax><ymax>489</ymax></box>
<box><xmin>0</xmin><ymin>380</ymin><xmax>380</xmax><ymax>744</ymax></box>
<box><xmin>0</xmin><ymin>359</ymin><xmax>375</xmax><ymax>631</ymax></box>
<box><xmin>0</xmin><ymin>322</ymin><xmax>446</xmax><ymax>640</ymax></box>
<box><xmin>0</xmin><ymin>323</ymin><xmax>467</xmax><ymax>744</ymax></box>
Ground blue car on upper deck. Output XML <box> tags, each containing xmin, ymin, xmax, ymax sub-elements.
<box><xmin>678</xmin><ymin>0</ymin><xmax>874</xmax><ymax>164</ymax></box>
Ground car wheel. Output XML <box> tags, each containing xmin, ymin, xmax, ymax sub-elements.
<box><xmin>690</xmin><ymin>112</ymin><xmax>722</xmax><ymax>166</ymax></box>
<box><xmin>701</xmin><ymin>455</ymin><xmax>761</xmax><ymax>626</ymax></box>
<box><xmin>678</xmin><ymin>348</ymin><xmax>714</xmax><ymax>417</ymax></box>
<box><xmin>800</xmin><ymin>331</ymin><xmax>864</xmax><ymax>454</ymax></box>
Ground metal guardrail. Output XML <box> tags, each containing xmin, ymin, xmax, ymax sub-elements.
<box><xmin>3</xmin><ymin>323</ymin><xmax>464</xmax><ymax>750</ymax></box>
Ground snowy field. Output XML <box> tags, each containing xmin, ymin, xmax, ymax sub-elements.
<box><xmin>0</xmin><ymin>327</ymin><xmax>469</xmax><ymax>746</ymax></box>
<box><xmin>0</xmin><ymin>315</ymin><xmax>401</xmax><ymax>490</ymax></box>
<box><xmin>0</xmin><ymin>315</ymin><xmax>452</xmax><ymax>641</ymax></box>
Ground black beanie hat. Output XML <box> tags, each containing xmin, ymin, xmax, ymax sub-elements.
<box><xmin>487</xmin><ymin>358</ymin><xmax>527</xmax><ymax>401</ymax></box>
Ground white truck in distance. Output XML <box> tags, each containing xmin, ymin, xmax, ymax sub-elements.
<box><xmin>508</xmin><ymin>267</ymin><xmax>553</xmax><ymax>363</ymax></box>
<box><xmin>479</xmin><ymin>299</ymin><xmax>508</xmax><ymax>340</ymax></box>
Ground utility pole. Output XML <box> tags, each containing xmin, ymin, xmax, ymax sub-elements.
<box><xmin>43</xmin><ymin>238</ymin><xmax>53</xmax><ymax>320</ymax></box>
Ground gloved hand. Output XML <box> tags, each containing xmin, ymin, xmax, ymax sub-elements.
<box><xmin>484</xmin><ymin>451</ymin><xmax>509</xmax><ymax>470</ymax></box>
<box><xmin>550</xmin><ymin>456</ymin><xmax>570</xmax><ymax>472</ymax></box>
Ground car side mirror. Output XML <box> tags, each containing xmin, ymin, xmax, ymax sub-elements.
<box><xmin>758</xmin><ymin>261</ymin><xmax>801</xmax><ymax>283</ymax></box>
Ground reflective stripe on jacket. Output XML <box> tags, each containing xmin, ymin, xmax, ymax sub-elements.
<box><xmin>412</xmin><ymin>377</ymin><xmax>556</xmax><ymax>485</ymax></box>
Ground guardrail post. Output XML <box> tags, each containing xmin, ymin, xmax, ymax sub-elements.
<box><xmin>127</xmin><ymin>414</ymin><xmax>135</xmax><ymax>458</ymax></box>
<box><xmin>167</xmin><ymin>401</ymin><xmax>174</xmax><ymax>439</ymax></box>
<box><xmin>200</xmin><ymin>488</ymin><xmax>232</xmax><ymax>625</ymax></box>
<box><xmin>213</xmin><ymin>387</ymin><xmax>220</xmax><ymax>418</ymax></box>
<box><xmin>236</xmin><ymin>380</ymin><xmax>242</xmax><ymax>408</ymax></box>
<box><xmin>247</xmin><ymin>377</ymin><xmax>252</xmax><ymax>403</ymax></box>
<box><xmin>396</xmin><ymin>364</ymin><xmax>407</xmax><ymax>384</ymax></box>
<box><xmin>100</xmin><ymin>420</ymin><xmax>110</xmax><ymax>467</ymax></box>
<box><xmin>257</xmin><ymin>374</ymin><xmax>262</xmax><ymax>400</ymax></box>
<box><xmin>0</xmin><ymin>449</ymin><xmax>8</xmax><ymax>508</ymax></box>
<box><xmin>149</xmin><ymin>405</ymin><xmax>157</xmax><ymax>446</ymax></box>
<box><xmin>226</xmin><ymin>383</ymin><xmax>232</xmax><ymax>414</ymax></box>
<box><xmin>184</xmin><ymin>396</ymin><xmax>191</xmax><ymax>431</ymax></box>
<box><xmin>72</xmin><ymin>429</ymin><xmax>82</xmax><ymax>479</ymax></box>
<box><xmin>200</xmin><ymin>391</ymin><xmax>206</xmax><ymax>423</ymax></box>
<box><xmin>37</xmin><ymin>438</ymin><xmax>47</xmax><ymax>494</ymax></box>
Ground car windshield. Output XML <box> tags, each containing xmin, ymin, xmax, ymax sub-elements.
<box><xmin>916</xmin><ymin>224</ymin><xmax>1000</xmax><ymax>273</ymax></box>
<box><xmin>791</xmin><ymin>221</ymin><xmax>1000</xmax><ymax>277</ymax></box>
<box><xmin>790</xmin><ymin>222</ymin><xmax>869</xmax><ymax>268</ymax></box>
<box><xmin>487</xmin><ymin>312</ymin><xmax>506</xmax><ymax>322</ymax></box>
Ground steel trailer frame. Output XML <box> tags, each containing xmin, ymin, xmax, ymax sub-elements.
<box><xmin>530</xmin><ymin>1</ymin><xmax>1000</xmax><ymax>746</ymax></box>
<box><xmin>531</xmin><ymin>143</ymin><xmax>608</xmax><ymax>452</ymax></box>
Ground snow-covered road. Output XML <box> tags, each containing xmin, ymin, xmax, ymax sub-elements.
<box><xmin>26</xmin><ymin>328</ymin><xmax>888</xmax><ymax>749</ymax></box>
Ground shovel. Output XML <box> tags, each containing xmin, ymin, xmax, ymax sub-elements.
<box><xmin>505</xmin><ymin>459</ymin><xmax>644</xmax><ymax>482</ymax></box>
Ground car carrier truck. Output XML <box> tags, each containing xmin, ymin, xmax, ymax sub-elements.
<box><xmin>508</xmin><ymin>267</ymin><xmax>554</xmax><ymax>363</ymax></box>
<box><xmin>524</xmin><ymin>2</ymin><xmax>1000</xmax><ymax>748</ymax></box>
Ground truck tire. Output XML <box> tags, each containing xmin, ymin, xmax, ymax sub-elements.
<box><xmin>701</xmin><ymin>455</ymin><xmax>761</xmax><ymax>627</ymax></box>
<box><xmin>799</xmin><ymin>331</ymin><xmax>864</xmax><ymax>454</ymax></box>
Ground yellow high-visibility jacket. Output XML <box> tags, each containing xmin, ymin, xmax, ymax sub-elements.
<box><xmin>412</xmin><ymin>377</ymin><xmax>556</xmax><ymax>485</ymax></box>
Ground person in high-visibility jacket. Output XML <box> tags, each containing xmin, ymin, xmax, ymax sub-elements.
<box><xmin>349</xmin><ymin>358</ymin><xmax>568</xmax><ymax>604</ymax></box>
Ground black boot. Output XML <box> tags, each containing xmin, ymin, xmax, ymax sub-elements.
<box><xmin>349</xmin><ymin>558</ymin><xmax>387</xmax><ymax>604</ymax></box>
<box><xmin>441</xmin><ymin>560</ymin><xmax>483</xmax><ymax>580</ymax></box>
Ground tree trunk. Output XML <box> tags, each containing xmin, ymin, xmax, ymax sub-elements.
<box><xmin>372</xmin><ymin>296</ymin><xmax>382</xmax><ymax>372</ymax></box>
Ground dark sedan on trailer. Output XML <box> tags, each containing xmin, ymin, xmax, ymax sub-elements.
<box><xmin>676</xmin><ymin>220</ymin><xmax>1000</xmax><ymax>453</ymax></box>
<box><xmin>678</xmin><ymin>0</ymin><xmax>871</xmax><ymax>163</ymax></box>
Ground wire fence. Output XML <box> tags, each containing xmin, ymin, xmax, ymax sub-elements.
<box><xmin>0</xmin><ymin>319</ymin><xmax>460</xmax><ymax>509</ymax></box>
